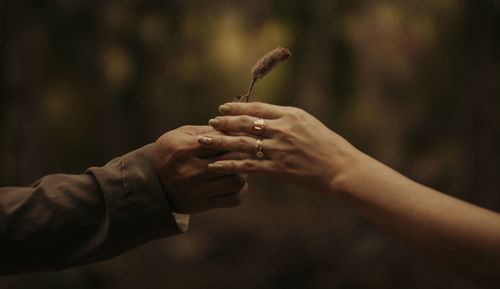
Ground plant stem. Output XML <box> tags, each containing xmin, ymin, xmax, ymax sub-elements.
<box><xmin>239</xmin><ymin>79</ymin><xmax>256</xmax><ymax>102</ymax></box>
<box><xmin>245</xmin><ymin>79</ymin><xmax>256</xmax><ymax>102</ymax></box>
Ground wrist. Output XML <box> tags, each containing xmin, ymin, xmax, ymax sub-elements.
<box><xmin>327</xmin><ymin>147</ymin><xmax>371</xmax><ymax>196</ymax></box>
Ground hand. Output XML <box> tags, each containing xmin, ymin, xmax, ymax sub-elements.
<box><xmin>198</xmin><ymin>102</ymin><xmax>360</xmax><ymax>194</ymax></box>
<box><xmin>153</xmin><ymin>125</ymin><xmax>249</xmax><ymax>213</ymax></box>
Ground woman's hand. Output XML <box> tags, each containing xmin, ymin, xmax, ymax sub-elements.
<box><xmin>200</xmin><ymin>103</ymin><xmax>500</xmax><ymax>287</ymax></box>
<box><xmin>197</xmin><ymin>102</ymin><xmax>361</xmax><ymax>194</ymax></box>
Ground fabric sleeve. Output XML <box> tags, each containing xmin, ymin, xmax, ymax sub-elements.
<box><xmin>0</xmin><ymin>144</ymin><xmax>188</xmax><ymax>274</ymax></box>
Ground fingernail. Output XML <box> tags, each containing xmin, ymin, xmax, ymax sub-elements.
<box><xmin>208</xmin><ymin>163</ymin><xmax>224</xmax><ymax>169</ymax></box>
<box><xmin>208</xmin><ymin>118</ymin><xmax>219</xmax><ymax>128</ymax></box>
<box><xmin>218</xmin><ymin>105</ymin><xmax>230</xmax><ymax>114</ymax></box>
<box><xmin>197</xmin><ymin>136</ymin><xmax>212</xmax><ymax>145</ymax></box>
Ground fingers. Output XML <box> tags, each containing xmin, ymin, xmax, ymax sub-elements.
<box><xmin>194</xmin><ymin>130</ymin><xmax>241</xmax><ymax>157</ymax></box>
<box><xmin>204</xmin><ymin>174</ymin><xmax>247</xmax><ymax>197</ymax></box>
<box><xmin>198</xmin><ymin>134</ymin><xmax>259</xmax><ymax>154</ymax></box>
<box><xmin>208</xmin><ymin>115</ymin><xmax>278</xmax><ymax>137</ymax></box>
<box><xmin>196</xmin><ymin>151</ymin><xmax>250</xmax><ymax>179</ymax></box>
<box><xmin>203</xmin><ymin>151</ymin><xmax>250</xmax><ymax>162</ymax></box>
<box><xmin>181</xmin><ymin>125</ymin><xmax>218</xmax><ymax>136</ymax></box>
<box><xmin>198</xmin><ymin>135</ymin><xmax>279</xmax><ymax>159</ymax></box>
<box><xmin>207</xmin><ymin>159</ymin><xmax>277</xmax><ymax>175</ymax></box>
<box><xmin>218</xmin><ymin>102</ymin><xmax>284</xmax><ymax>119</ymax></box>
<box><xmin>176</xmin><ymin>157</ymin><xmax>220</xmax><ymax>180</ymax></box>
<box><xmin>210</xmin><ymin>183</ymin><xmax>249</xmax><ymax>208</ymax></box>
<box><xmin>196</xmin><ymin>148</ymin><xmax>227</xmax><ymax>158</ymax></box>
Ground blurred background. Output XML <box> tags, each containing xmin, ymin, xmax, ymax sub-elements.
<box><xmin>1</xmin><ymin>0</ymin><xmax>500</xmax><ymax>288</ymax></box>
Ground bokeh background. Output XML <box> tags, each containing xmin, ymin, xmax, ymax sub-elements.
<box><xmin>1</xmin><ymin>0</ymin><xmax>500</xmax><ymax>288</ymax></box>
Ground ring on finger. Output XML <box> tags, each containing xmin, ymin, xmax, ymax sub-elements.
<box><xmin>253</xmin><ymin>118</ymin><xmax>266</xmax><ymax>135</ymax></box>
<box><xmin>255</xmin><ymin>138</ymin><xmax>264</xmax><ymax>158</ymax></box>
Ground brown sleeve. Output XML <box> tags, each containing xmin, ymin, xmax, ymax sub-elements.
<box><xmin>0</xmin><ymin>144</ymin><xmax>182</xmax><ymax>274</ymax></box>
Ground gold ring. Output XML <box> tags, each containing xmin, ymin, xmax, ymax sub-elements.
<box><xmin>255</xmin><ymin>138</ymin><xmax>264</xmax><ymax>158</ymax></box>
<box><xmin>253</xmin><ymin>118</ymin><xmax>266</xmax><ymax>135</ymax></box>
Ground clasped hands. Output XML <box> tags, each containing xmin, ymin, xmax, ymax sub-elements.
<box><xmin>153</xmin><ymin>102</ymin><xmax>357</xmax><ymax>214</ymax></box>
<box><xmin>152</xmin><ymin>102</ymin><xmax>500</xmax><ymax>287</ymax></box>
<box><xmin>153</xmin><ymin>126</ymin><xmax>249</xmax><ymax>213</ymax></box>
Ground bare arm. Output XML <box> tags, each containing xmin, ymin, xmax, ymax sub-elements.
<box><xmin>199</xmin><ymin>101</ymin><xmax>500</xmax><ymax>287</ymax></box>
<box><xmin>335</xmin><ymin>152</ymin><xmax>500</xmax><ymax>287</ymax></box>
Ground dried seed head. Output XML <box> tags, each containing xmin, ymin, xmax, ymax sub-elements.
<box><xmin>238</xmin><ymin>47</ymin><xmax>292</xmax><ymax>102</ymax></box>
<box><xmin>251</xmin><ymin>47</ymin><xmax>292</xmax><ymax>81</ymax></box>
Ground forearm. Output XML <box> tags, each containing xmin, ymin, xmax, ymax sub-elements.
<box><xmin>0</xmin><ymin>144</ymin><xmax>184</xmax><ymax>274</ymax></box>
<box><xmin>200</xmin><ymin>101</ymin><xmax>500</xmax><ymax>285</ymax></box>
<box><xmin>331</xmin><ymin>151</ymin><xmax>500</xmax><ymax>287</ymax></box>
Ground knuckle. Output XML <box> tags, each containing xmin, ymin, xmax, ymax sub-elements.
<box><xmin>216</xmin><ymin>117</ymin><xmax>227</xmax><ymax>129</ymax></box>
<box><xmin>243</xmin><ymin>116</ymin><xmax>254</xmax><ymax>125</ymax></box>
<box><xmin>236</xmin><ymin>119</ymin><xmax>252</xmax><ymax>132</ymax></box>
<box><xmin>282</xmin><ymin>107</ymin><xmax>306</xmax><ymax>120</ymax></box>
<box><xmin>175</xmin><ymin>144</ymin><xmax>192</xmax><ymax>155</ymax></box>
<box><xmin>253</xmin><ymin>102</ymin><xmax>265</xmax><ymax>109</ymax></box>
<box><xmin>289</xmin><ymin>108</ymin><xmax>304</xmax><ymax>119</ymax></box>
<box><xmin>236</xmin><ymin>152</ymin><xmax>250</xmax><ymax>160</ymax></box>
<box><xmin>250</xmin><ymin>103</ymin><xmax>263</xmax><ymax>115</ymax></box>
<box><xmin>221</xmin><ymin>160</ymin><xmax>235</xmax><ymax>170</ymax></box>
<box><xmin>281</xmin><ymin>135</ymin><xmax>297</xmax><ymax>147</ymax></box>
<box><xmin>282</xmin><ymin>106</ymin><xmax>295</xmax><ymax>116</ymax></box>
<box><xmin>270</xmin><ymin>127</ymin><xmax>294</xmax><ymax>145</ymax></box>
<box><xmin>242</xmin><ymin>160</ymin><xmax>255</xmax><ymax>169</ymax></box>
<box><xmin>237</xmin><ymin>137</ymin><xmax>249</xmax><ymax>147</ymax></box>
<box><xmin>181</xmin><ymin>125</ymin><xmax>203</xmax><ymax>135</ymax></box>
<box><xmin>176</xmin><ymin>164</ymin><xmax>198</xmax><ymax>180</ymax></box>
<box><xmin>237</xmin><ymin>123</ymin><xmax>247</xmax><ymax>131</ymax></box>
<box><xmin>268</xmin><ymin>124</ymin><xmax>285</xmax><ymax>135</ymax></box>
<box><xmin>210</xmin><ymin>136</ymin><xmax>223</xmax><ymax>149</ymax></box>
<box><xmin>224</xmin><ymin>152</ymin><xmax>245</xmax><ymax>160</ymax></box>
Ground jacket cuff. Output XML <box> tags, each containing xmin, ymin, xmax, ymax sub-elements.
<box><xmin>172</xmin><ymin>212</ymin><xmax>190</xmax><ymax>233</ymax></box>
<box><xmin>120</xmin><ymin>144</ymin><xmax>190</xmax><ymax>237</ymax></box>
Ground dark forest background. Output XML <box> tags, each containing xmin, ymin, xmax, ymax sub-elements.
<box><xmin>1</xmin><ymin>0</ymin><xmax>500</xmax><ymax>288</ymax></box>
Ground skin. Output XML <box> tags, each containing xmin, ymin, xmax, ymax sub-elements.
<box><xmin>153</xmin><ymin>125</ymin><xmax>248</xmax><ymax>213</ymax></box>
<box><xmin>198</xmin><ymin>102</ymin><xmax>500</xmax><ymax>288</ymax></box>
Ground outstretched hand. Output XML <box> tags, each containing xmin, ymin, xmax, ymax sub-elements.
<box><xmin>198</xmin><ymin>102</ymin><xmax>360</xmax><ymax>194</ymax></box>
<box><xmin>199</xmin><ymin>103</ymin><xmax>500</xmax><ymax>287</ymax></box>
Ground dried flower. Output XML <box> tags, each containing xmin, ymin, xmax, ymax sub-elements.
<box><xmin>251</xmin><ymin>47</ymin><xmax>292</xmax><ymax>80</ymax></box>
<box><xmin>237</xmin><ymin>47</ymin><xmax>292</xmax><ymax>102</ymax></box>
